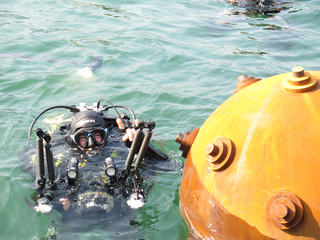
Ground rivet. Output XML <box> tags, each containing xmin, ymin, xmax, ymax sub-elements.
<box><xmin>205</xmin><ymin>143</ymin><xmax>219</xmax><ymax>157</ymax></box>
<box><xmin>237</xmin><ymin>74</ymin><xmax>248</xmax><ymax>82</ymax></box>
<box><xmin>206</xmin><ymin>137</ymin><xmax>235</xmax><ymax>171</ymax></box>
<box><xmin>234</xmin><ymin>75</ymin><xmax>262</xmax><ymax>94</ymax></box>
<box><xmin>175</xmin><ymin>128</ymin><xmax>199</xmax><ymax>158</ymax></box>
<box><xmin>282</xmin><ymin>66</ymin><xmax>318</xmax><ymax>93</ymax></box>
<box><xmin>270</xmin><ymin>198</ymin><xmax>296</xmax><ymax>224</ymax></box>
<box><xmin>175</xmin><ymin>132</ymin><xmax>185</xmax><ymax>144</ymax></box>
<box><xmin>292</xmin><ymin>66</ymin><xmax>305</xmax><ymax>78</ymax></box>
<box><xmin>266</xmin><ymin>191</ymin><xmax>303</xmax><ymax>229</ymax></box>
<box><xmin>275</xmin><ymin>205</ymin><xmax>289</xmax><ymax>218</ymax></box>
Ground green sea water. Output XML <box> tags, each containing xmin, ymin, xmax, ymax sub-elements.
<box><xmin>1</xmin><ymin>0</ymin><xmax>320</xmax><ymax>239</ymax></box>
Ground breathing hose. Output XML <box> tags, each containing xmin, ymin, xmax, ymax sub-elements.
<box><xmin>28</xmin><ymin>105</ymin><xmax>80</xmax><ymax>146</ymax></box>
<box><xmin>97</xmin><ymin>99</ymin><xmax>136</xmax><ymax>127</ymax></box>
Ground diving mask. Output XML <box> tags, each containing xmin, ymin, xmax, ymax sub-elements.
<box><xmin>72</xmin><ymin>127</ymin><xmax>108</xmax><ymax>148</ymax></box>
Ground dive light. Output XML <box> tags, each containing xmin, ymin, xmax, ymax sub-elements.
<box><xmin>67</xmin><ymin>157</ymin><xmax>79</xmax><ymax>180</ymax></box>
<box><xmin>104</xmin><ymin>157</ymin><xmax>116</xmax><ymax>177</ymax></box>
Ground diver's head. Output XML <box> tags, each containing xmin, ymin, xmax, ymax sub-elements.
<box><xmin>71</xmin><ymin>110</ymin><xmax>108</xmax><ymax>149</ymax></box>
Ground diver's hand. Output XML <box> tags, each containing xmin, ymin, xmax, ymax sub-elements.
<box><xmin>59</xmin><ymin>198</ymin><xmax>70</xmax><ymax>211</ymax></box>
<box><xmin>116</xmin><ymin>118</ymin><xmax>139</xmax><ymax>142</ymax></box>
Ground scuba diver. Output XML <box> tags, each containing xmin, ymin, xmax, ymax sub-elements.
<box><xmin>20</xmin><ymin>99</ymin><xmax>169</xmax><ymax>221</ymax></box>
<box><xmin>224</xmin><ymin>0</ymin><xmax>285</xmax><ymax>15</ymax></box>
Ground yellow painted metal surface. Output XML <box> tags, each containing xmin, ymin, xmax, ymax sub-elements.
<box><xmin>179</xmin><ymin>69</ymin><xmax>320</xmax><ymax>239</ymax></box>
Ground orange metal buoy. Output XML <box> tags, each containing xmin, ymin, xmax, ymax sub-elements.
<box><xmin>176</xmin><ymin>67</ymin><xmax>320</xmax><ymax>239</ymax></box>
